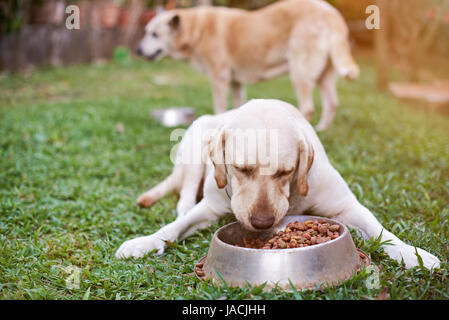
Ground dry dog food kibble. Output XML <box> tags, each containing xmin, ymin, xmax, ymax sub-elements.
<box><xmin>239</xmin><ymin>219</ymin><xmax>341</xmax><ymax>249</ymax></box>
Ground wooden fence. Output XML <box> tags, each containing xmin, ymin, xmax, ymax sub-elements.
<box><xmin>0</xmin><ymin>25</ymin><xmax>144</xmax><ymax>72</ymax></box>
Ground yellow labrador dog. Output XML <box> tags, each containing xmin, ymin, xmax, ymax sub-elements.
<box><xmin>136</xmin><ymin>0</ymin><xmax>359</xmax><ymax>131</ymax></box>
<box><xmin>116</xmin><ymin>99</ymin><xmax>440</xmax><ymax>270</ymax></box>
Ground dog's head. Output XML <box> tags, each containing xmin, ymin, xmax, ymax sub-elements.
<box><xmin>208</xmin><ymin>101</ymin><xmax>314</xmax><ymax>231</ymax></box>
<box><xmin>137</xmin><ymin>10</ymin><xmax>192</xmax><ymax>61</ymax></box>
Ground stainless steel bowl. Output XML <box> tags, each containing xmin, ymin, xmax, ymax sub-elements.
<box><xmin>151</xmin><ymin>107</ymin><xmax>196</xmax><ymax>127</ymax></box>
<box><xmin>194</xmin><ymin>215</ymin><xmax>369</xmax><ymax>290</ymax></box>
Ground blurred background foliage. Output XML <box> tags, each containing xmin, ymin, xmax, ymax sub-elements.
<box><xmin>1</xmin><ymin>0</ymin><xmax>449</xmax><ymax>90</ymax></box>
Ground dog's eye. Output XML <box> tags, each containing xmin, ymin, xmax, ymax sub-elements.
<box><xmin>273</xmin><ymin>169</ymin><xmax>294</xmax><ymax>179</ymax></box>
<box><xmin>152</xmin><ymin>32</ymin><xmax>158</xmax><ymax>38</ymax></box>
<box><xmin>234</xmin><ymin>166</ymin><xmax>254</xmax><ymax>176</ymax></box>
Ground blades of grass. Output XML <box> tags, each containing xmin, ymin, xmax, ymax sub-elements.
<box><xmin>83</xmin><ymin>287</ymin><xmax>91</xmax><ymax>300</ymax></box>
<box><xmin>164</xmin><ymin>240</ymin><xmax>192</xmax><ymax>254</ymax></box>
<box><xmin>417</xmin><ymin>278</ymin><xmax>431</xmax><ymax>299</ymax></box>
<box><xmin>214</xmin><ymin>270</ymin><xmax>230</xmax><ymax>292</ymax></box>
<box><xmin>414</xmin><ymin>246</ymin><xmax>425</xmax><ymax>269</ymax></box>
<box><xmin>147</xmin><ymin>248</ymin><xmax>158</xmax><ymax>256</ymax></box>
<box><xmin>251</xmin><ymin>282</ymin><xmax>267</xmax><ymax>296</ymax></box>
<box><xmin>288</xmin><ymin>279</ymin><xmax>302</xmax><ymax>300</ymax></box>
<box><xmin>362</xmin><ymin>229</ymin><xmax>394</xmax><ymax>254</ymax></box>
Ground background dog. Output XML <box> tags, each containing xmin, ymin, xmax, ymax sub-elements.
<box><xmin>116</xmin><ymin>99</ymin><xmax>440</xmax><ymax>270</ymax></box>
<box><xmin>136</xmin><ymin>0</ymin><xmax>359</xmax><ymax>131</ymax></box>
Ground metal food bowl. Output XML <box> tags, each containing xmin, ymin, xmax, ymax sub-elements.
<box><xmin>194</xmin><ymin>215</ymin><xmax>370</xmax><ymax>291</ymax></box>
<box><xmin>151</xmin><ymin>107</ymin><xmax>196</xmax><ymax>127</ymax></box>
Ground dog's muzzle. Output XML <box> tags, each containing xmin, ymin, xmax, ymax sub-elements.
<box><xmin>146</xmin><ymin>49</ymin><xmax>162</xmax><ymax>61</ymax></box>
<box><xmin>250</xmin><ymin>215</ymin><xmax>275</xmax><ymax>230</ymax></box>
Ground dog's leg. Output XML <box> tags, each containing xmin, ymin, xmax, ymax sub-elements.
<box><xmin>137</xmin><ymin>167</ymin><xmax>182</xmax><ymax>208</ymax></box>
<box><xmin>211</xmin><ymin>75</ymin><xmax>230</xmax><ymax>114</ymax></box>
<box><xmin>334</xmin><ymin>200</ymin><xmax>441</xmax><ymax>269</ymax></box>
<box><xmin>176</xmin><ymin>164</ymin><xmax>205</xmax><ymax>217</ymax></box>
<box><xmin>290</xmin><ymin>78</ymin><xmax>315</xmax><ymax>122</ymax></box>
<box><xmin>288</xmin><ymin>23</ymin><xmax>329</xmax><ymax>122</ymax></box>
<box><xmin>231</xmin><ymin>81</ymin><xmax>246</xmax><ymax>108</ymax></box>
<box><xmin>116</xmin><ymin>199</ymin><xmax>226</xmax><ymax>259</ymax></box>
<box><xmin>316</xmin><ymin>66</ymin><xmax>338</xmax><ymax>131</ymax></box>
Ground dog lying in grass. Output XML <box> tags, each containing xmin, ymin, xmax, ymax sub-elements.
<box><xmin>116</xmin><ymin>99</ymin><xmax>440</xmax><ymax>270</ymax></box>
<box><xmin>136</xmin><ymin>0</ymin><xmax>359</xmax><ymax>131</ymax></box>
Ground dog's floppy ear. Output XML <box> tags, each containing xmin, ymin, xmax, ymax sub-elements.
<box><xmin>297</xmin><ymin>137</ymin><xmax>314</xmax><ymax>197</ymax></box>
<box><xmin>168</xmin><ymin>14</ymin><xmax>180</xmax><ymax>30</ymax></box>
<box><xmin>208</xmin><ymin>129</ymin><xmax>227</xmax><ymax>189</ymax></box>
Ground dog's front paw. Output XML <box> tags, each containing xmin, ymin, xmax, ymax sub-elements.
<box><xmin>385</xmin><ymin>244</ymin><xmax>440</xmax><ymax>270</ymax></box>
<box><xmin>115</xmin><ymin>235</ymin><xmax>166</xmax><ymax>259</ymax></box>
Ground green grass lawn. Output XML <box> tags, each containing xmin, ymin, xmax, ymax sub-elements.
<box><xmin>0</xmin><ymin>58</ymin><xmax>448</xmax><ymax>300</ymax></box>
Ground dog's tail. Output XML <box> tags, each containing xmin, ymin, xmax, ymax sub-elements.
<box><xmin>137</xmin><ymin>168</ymin><xmax>181</xmax><ymax>208</ymax></box>
<box><xmin>330</xmin><ymin>36</ymin><xmax>359</xmax><ymax>80</ymax></box>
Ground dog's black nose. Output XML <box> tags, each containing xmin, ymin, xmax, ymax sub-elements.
<box><xmin>250</xmin><ymin>215</ymin><xmax>275</xmax><ymax>230</ymax></box>
<box><xmin>136</xmin><ymin>47</ymin><xmax>143</xmax><ymax>56</ymax></box>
